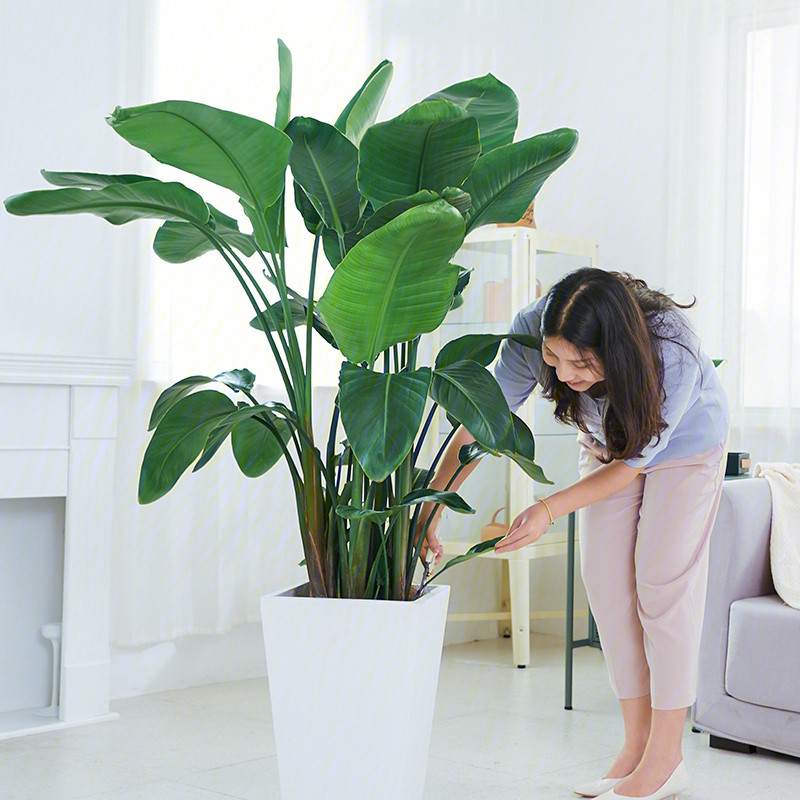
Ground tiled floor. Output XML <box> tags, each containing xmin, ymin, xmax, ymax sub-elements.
<box><xmin>0</xmin><ymin>634</ymin><xmax>797</xmax><ymax>799</ymax></box>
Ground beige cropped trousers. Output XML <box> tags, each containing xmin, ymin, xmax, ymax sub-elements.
<box><xmin>577</xmin><ymin>432</ymin><xmax>728</xmax><ymax>710</ymax></box>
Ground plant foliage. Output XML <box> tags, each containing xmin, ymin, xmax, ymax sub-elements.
<box><xmin>4</xmin><ymin>45</ymin><xmax>577</xmax><ymax>600</ymax></box>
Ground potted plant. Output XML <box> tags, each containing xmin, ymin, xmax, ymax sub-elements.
<box><xmin>5</xmin><ymin>40</ymin><xmax>577</xmax><ymax>799</ymax></box>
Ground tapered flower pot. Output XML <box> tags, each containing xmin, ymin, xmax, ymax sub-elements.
<box><xmin>261</xmin><ymin>583</ymin><xmax>450</xmax><ymax>800</ymax></box>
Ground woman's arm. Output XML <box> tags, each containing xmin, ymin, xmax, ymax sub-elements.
<box><xmin>417</xmin><ymin>426</ymin><xmax>478</xmax><ymax>564</ymax></box>
<box><xmin>494</xmin><ymin>459</ymin><xmax>643</xmax><ymax>554</ymax></box>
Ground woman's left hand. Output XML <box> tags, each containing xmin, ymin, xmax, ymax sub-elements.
<box><xmin>494</xmin><ymin>501</ymin><xmax>551</xmax><ymax>553</ymax></box>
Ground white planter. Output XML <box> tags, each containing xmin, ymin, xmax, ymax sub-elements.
<box><xmin>261</xmin><ymin>583</ymin><xmax>450</xmax><ymax>800</ymax></box>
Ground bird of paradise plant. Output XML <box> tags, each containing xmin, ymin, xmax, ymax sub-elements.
<box><xmin>5</xmin><ymin>41</ymin><xmax>577</xmax><ymax>601</ymax></box>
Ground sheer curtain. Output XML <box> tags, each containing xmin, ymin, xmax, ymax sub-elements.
<box><xmin>668</xmin><ymin>0</ymin><xmax>800</xmax><ymax>469</ymax></box>
<box><xmin>111</xmin><ymin>1</ymin><xmax>370</xmax><ymax>646</ymax></box>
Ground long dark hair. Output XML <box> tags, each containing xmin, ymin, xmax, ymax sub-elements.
<box><xmin>539</xmin><ymin>268</ymin><xmax>695</xmax><ymax>462</ymax></box>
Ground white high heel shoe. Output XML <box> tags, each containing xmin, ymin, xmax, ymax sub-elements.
<box><xmin>596</xmin><ymin>761</ymin><xmax>689</xmax><ymax>800</ymax></box>
<box><xmin>573</xmin><ymin>776</ymin><xmax>624</xmax><ymax>797</ymax></box>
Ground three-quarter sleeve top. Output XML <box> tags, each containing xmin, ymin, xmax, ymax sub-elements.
<box><xmin>493</xmin><ymin>297</ymin><xmax>730</xmax><ymax>469</ymax></box>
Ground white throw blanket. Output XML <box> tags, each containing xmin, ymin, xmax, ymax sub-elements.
<box><xmin>753</xmin><ymin>462</ymin><xmax>800</xmax><ymax>610</ymax></box>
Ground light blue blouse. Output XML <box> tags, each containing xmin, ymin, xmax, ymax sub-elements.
<box><xmin>494</xmin><ymin>298</ymin><xmax>730</xmax><ymax>468</ymax></box>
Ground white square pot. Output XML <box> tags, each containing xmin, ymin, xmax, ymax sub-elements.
<box><xmin>261</xmin><ymin>583</ymin><xmax>450</xmax><ymax>800</ymax></box>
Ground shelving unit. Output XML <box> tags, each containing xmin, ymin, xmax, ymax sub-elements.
<box><xmin>432</xmin><ymin>225</ymin><xmax>599</xmax><ymax>667</ymax></box>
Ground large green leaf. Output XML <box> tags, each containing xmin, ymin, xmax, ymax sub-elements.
<box><xmin>317</xmin><ymin>200</ymin><xmax>465</xmax><ymax>364</ymax></box>
<box><xmin>462</xmin><ymin>128</ymin><xmax>579</xmax><ymax>234</ymax></box>
<box><xmin>147</xmin><ymin>375</ymin><xmax>214</xmax><ymax>431</ymax></box>
<box><xmin>41</xmin><ymin>170</ymin><xmax>155</xmax><ymax>187</ymax></box>
<box><xmin>360</xmin><ymin>190</ymin><xmax>439</xmax><ymax>237</ymax></box>
<box><xmin>153</xmin><ymin>204</ymin><xmax>255</xmax><ymax>263</ymax></box>
<box><xmin>249</xmin><ymin>297</ymin><xmax>338</xmax><ymax>349</ymax></box>
<box><xmin>4</xmin><ymin>180</ymin><xmax>210</xmax><ymax>226</ymax></box>
<box><xmin>232</xmin><ymin>412</ymin><xmax>293</xmax><ymax>478</ymax></box>
<box><xmin>426</xmin><ymin>74</ymin><xmax>519</xmax><ymax>154</ymax></box>
<box><xmin>435</xmin><ymin>332</ymin><xmax>542</xmax><ymax>370</ymax></box>
<box><xmin>431</xmin><ymin>536</ymin><xmax>505</xmax><ymax>580</ymax></box>
<box><xmin>358</xmin><ymin>100</ymin><xmax>481</xmax><ymax>208</ymax></box>
<box><xmin>430</xmin><ymin>359</ymin><xmax>515</xmax><ymax>451</ymax></box>
<box><xmin>275</xmin><ymin>39</ymin><xmax>292</xmax><ymax>131</ymax></box>
<box><xmin>398</xmin><ymin>488</ymin><xmax>474</xmax><ymax>514</ymax></box>
<box><xmin>285</xmin><ymin>117</ymin><xmax>361</xmax><ymax>236</ymax></box>
<box><xmin>334</xmin><ymin>59</ymin><xmax>393</xmax><ymax>146</ymax></box>
<box><xmin>107</xmin><ymin>101</ymin><xmax>291</xmax><ymax>217</ymax></box>
<box><xmin>338</xmin><ymin>363</ymin><xmax>432</xmax><ymax>482</ymax></box>
<box><xmin>294</xmin><ymin>180</ymin><xmax>322</xmax><ymax>234</ymax></box>
<box><xmin>139</xmin><ymin>391</ymin><xmax>237</xmax><ymax>503</ymax></box>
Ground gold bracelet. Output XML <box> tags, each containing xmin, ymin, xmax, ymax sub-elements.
<box><xmin>538</xmin><ymin>498</ymin><xmax>555</xmax><ymax>525</ymax></box>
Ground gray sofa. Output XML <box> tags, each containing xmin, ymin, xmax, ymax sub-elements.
<box><xmin>693</xmin><ymin>477</ymin><xmax>800</xmax><ymax>758</ymax></box>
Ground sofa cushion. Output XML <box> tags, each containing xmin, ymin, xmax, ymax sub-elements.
<box><xmin>726</xmin><ymin>594</ymin><xmax>800</xmax><ymax>714</ymax></box>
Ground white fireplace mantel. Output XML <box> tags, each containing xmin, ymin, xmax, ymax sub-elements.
<box><xmin>0</xmin><ymin>354</ymin><xmax>134</xmax><ymax>739</ymax></box>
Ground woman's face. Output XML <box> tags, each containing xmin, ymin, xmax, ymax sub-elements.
<box><xmin>542</xmin><ymin>336</ymin><xmax>605</xmax><ymax>392</ymax></box>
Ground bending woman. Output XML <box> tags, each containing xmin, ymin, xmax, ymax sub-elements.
<box><xmin>423</xmin><ymin>268</ymin><xmax>729</xmax><ymax>800</ymax></box>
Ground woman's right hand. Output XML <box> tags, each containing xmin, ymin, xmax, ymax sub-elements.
<box><xmin>416</xmin><ymin>502</ymin><xmax>444</xmax><ymax>566</ymax></box>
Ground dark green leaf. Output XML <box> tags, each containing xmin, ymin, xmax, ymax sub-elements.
<box><xmin>359</xmin><ymin>190</ymin><xmax>439</xmax><ymax>238</ymax></box>
<box><xmin>231</xmin><ymin>412</ymin><xmax>293</xmax><ymax>478</ymax></box>
<box><xmin>148</xmin><ymin>376</ymin><xmax>214</xmax><ymax>431</ymax></box>
<box><xmin>398</xmin><ymin>488</ymin><xmax>474</xmax><ymax>514</ymax></box>
<box><xmin>502</xmin><ymin>450</ymin><xmax>552</xmax><ymax>484</ymax></box>
<box><xmin>213</xmin><ymin>368</ymin><xmax>256</xmax><ymax>393</ymax></box>
<box><xmin>294</xmin><ymin>180</ymin><xmax>322</xmax><ymax>234</ymax></box>
<box><xmin>317</xmin><ymin>200</ymin><xmax>465</xmax><ymax>364</ymax></box>
<box><xmin>275</xmin><ymin>39</ymin><xmax>292</xmax><ymax>131</ymax></box>
<box><xmin>426</xmin><ymin>74</ymin><xmax>519</xmax><ymax>154</ymax></box>
<box><xmin>285</xmin><ymin>117</ymin><xmax>361</xmax><ymax>236</ymax></box>
<box><xmin>139</xmin><ymin>391</ymin><xmax>236</xmax><ymax>503</ymax></box>
<box><xmin>153</xmin><ymin>204</ymin><xmax>256</xmax><ymax>263</ymax></box>
<box><xmin>4</xmin><ymin>180</ymin><xmax>210</xmax><ymax>226</ymax></box>
<box><xmin>441</xmin><ymin>187</ymin><xmax>472</xmax><ymax>215</ymax></box>
<box><xmin>431</xmin><ymin>359</ymin><xmax>515</xmax><ymax>451</ymax></box>
<box><xmin>107</xmin><ymin>101</ymin><xmax>291</xmax><ymax>218</ymax></box>
<box><xmin>463</xmin><ymin>128</ymin><xmax>579</xmax><ymax>234</ymax></box>
<box><xmin>321</xmin><ymin>226</ymin><xmax>361</xmax><ymax>269</ymax></box>
<box><xmin>338</xmin><ymin>363</ymin><xmax>432</xmax><ymax>482</ymax></box>
<box><xmin>335</xmin><ymin>505</ymin><xmax>396</xmax><ymax>524</ymax></box>
<box><xmin>436</xmin><ymin>333</ymin><xmax>541</xmax><ymax>370</ymax></box>
<box><xmin>249</xmin><ymin>298</ymin><xmax>338</xmax><ymax>349</ymax></box>
<box><xmin>458</xmin><ymin>441</ymin><xmax>494</xmax><ymax>465</ymax></box>
<box><xmin>431</xmin><ymin>536</ymin><xmax>505</xmax><ymax>578</ymax></box>
<box><xmin>41</xmin><ymin>170</ymin><xmax>155</xmax><ymax>188</ymax></box>
<box><xmin>509</xmin><ymin>412</ymin><xmax>535</xmax><ymax>461</ymax></box>
<box><xmin>358</xmin><ymin>100</ymin><xmax>481</xmax><ymax>208</ymax></box>
<box><xmin>334</xmin><ymin>60</ymin><xmax>393</xmax><ymax>146</ymax></box>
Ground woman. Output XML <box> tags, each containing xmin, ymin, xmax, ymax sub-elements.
<box><xmin>424</xmin><ymin>268</ymin><xmax>729</xmax><ymax>800</ymax></box>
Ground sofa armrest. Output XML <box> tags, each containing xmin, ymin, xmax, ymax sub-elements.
<box><xmin>694</xmin><ymin>478</ymin><xmax>773</xmax><ymax>722</ymax></box>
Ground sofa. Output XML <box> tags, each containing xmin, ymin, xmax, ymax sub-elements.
<box><xmin>693</xmin><ymin>477</ymin><xmax>800</xmax><ymax>758</ymax></box>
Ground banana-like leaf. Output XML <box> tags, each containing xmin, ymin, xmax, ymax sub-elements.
<box><xmin>275</xmin><ymin>39</ymin><xmax>292</xmax><ymax>131</ymax></box>
<box><xmin>153</xmin><ymin>204</ymin><xmax>255</xmax><ymax>263</ymax></box>
<box><xmin>441</xmin><ymin>187</ymin><xmax>472</xmax><ymax>215</ymax></box>
<box><xmin>107</xmin><ymin>101</ymin><xmax>291</xmax><ymax>218</ymax></box>
<box><xmin>430</xmin><ymin>359</ymin><xmax>515</xmax><ymax>451</ymax></box>
<box><xmin>431</xmin><ymin>536</ymin><xmax>505</xmax><ymax>579</ymax></box>
<box><xmin>317</xmin><ymin>200</ymin><xmax>465</xmax><ymax>364</ymax></box>
<box><xmin>398</xmin><ymin>488</ymin><xmax>474</xmax><ymax>514</ymax></box>
<box><xmin>509</xmin><ymin>412</ymin><xmax>535</xmax><ymax>461</ymax></box>
<box><xmin>41</xmin><ymin>169</ymin><xmax>155</xmax><ymax>187</ymax></box>
<box><xmin>139</xmin><ymin>391</ymin><xmax>237</xmax><ymax>503</ymax></box>
<box><xmin>294</xmin><ymin>181</ymin><xmax>322</xmax><ymax>234</ymax></box>
<box><xmin>213</xmin><ymin>368</ymin><xmax>256</xmax><ymax>393</ymax></box>
<box><xmin>249</xmin><ymin>298</ymin><xmax>337</xmax><ymax>349</ymax></box>
<box><xmin>359</xmin><ymin>190</ymin><xmax>439</xmax><ymax>238</ymax></box>
<box><xmin>285</xmin><ymin>116</ymin><xmax>361</xmax><ymax>236</ymax></box>
<box><xmin>358</xmin><ymin>100</ymin><xmax>480</xmax><ymax>208</ymax></box>
<box><xmin>436</xmin><ymin>332</ymin><xmax>541</xmax><ymax>370</ymax></box>
<box><xmin>4</xmin><ymin>180</ymin><xmax>210</xmax><ymax>227</ymax></box>
<box><xmin>338</xmin><ymin>363</ymin><xmax>432</xmax><ymax>482</ymax></box>
<box><xmin>240</xmin><ymin>197</ymin><xmax>285</xmax><ymax>253</ymax></box>
<box><xmin>462</xmin><ymin>128</ymin><xmax>579</xmax><ymax>234</ymax></box>
<box><xmin>503</xmin><ymin>450</ymin><xmax>552</xmax><ymax>484</ymax></box>
<box><xmin>148</xmin><ymin>375</ymin><xmax>215</xmax><ymax>430</ymax></box>
<box><xmin>335</xmin><ymin>59</ymin><xmax>394</xmax><ymax>146</ymax></box>
<box><xmin>336</xmin><ymin>505</ymin><xmax>395</xmax><ymax>524</ymax></box>
<box><xmin>426</xmin><ymin>73</ymin><xmax>519</xmax><ymax>154</ymax></box>
<box><xmin>458</xmin><ymin>440</ymin><xmax>494</xmax><ymax>466</ymax></box>
<box><xmin>321</xmin><ymin>226</ymin><xmax>361</xmax><ymax>269</ymax></box>
<box><xmin>232</xmin><ymin>412</ymin><xmax>293</xmax><ymax>478</ymax></box>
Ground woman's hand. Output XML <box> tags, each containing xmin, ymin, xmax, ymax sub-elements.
<box><xmin>416</xmin><ymin>502</ymin><xmax>444</xmax><ymax>566</ymax></box>
<box><xmin>494</xmin><ymin>501</ymin><xmax>551</xmax><ymax>553</ymax></box>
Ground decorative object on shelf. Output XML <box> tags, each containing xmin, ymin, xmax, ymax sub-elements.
<box><xmin>498</xmin><ymin>198</ymin><xmax>536</xmax><ymax>228</ymax></box>
<box><xmin>483</xmin><ymin>279</ymin><xmax>511</xmax><ymax>322</ymax></box>
<box><xmin>4</xmin><ymin>40</ymin><xmax>578</xmax><ymax>799</ymax></box>
<box><xmin>726</xmin><ymin>451</ymin><xmax>751</xmax><ymax>476</ymax></box>
<box><xmin>481</xmin><ymin>507</ymin><xmax>510</xmax><ymax>541</ymax></box>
